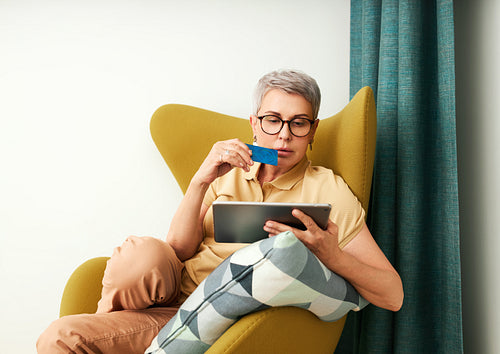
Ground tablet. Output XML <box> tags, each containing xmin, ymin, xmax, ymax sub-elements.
<box><xmin>212</xmin><ymin>201</ymin><xmax>332</xmax><ymax>243</ymax></box>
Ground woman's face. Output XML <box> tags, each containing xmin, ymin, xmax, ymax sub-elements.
<box><xmin>250</xmin><ymin>89</ymin><xmax>318</xmax><ymax>173</ymax></box>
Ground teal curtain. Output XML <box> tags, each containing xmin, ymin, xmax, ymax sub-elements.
<box><xmin>337</xmin><ymin>0</ymin><xmax>463</xmax><ymax>353</ymax></box>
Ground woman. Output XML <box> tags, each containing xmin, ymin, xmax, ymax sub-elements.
<box><xmin>38</xmin><ymin>70</ymin><xmax>403</xmax><ymax>353</ymax></box>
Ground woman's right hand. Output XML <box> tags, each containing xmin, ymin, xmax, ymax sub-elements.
<box><xmin>168</xmin><ymin>139</ymin><xmax>253</xmax><ymax>261</ymax></box>
<box><xmin>192</xmin><ymin>138</ymin><xmax>254</xmax><ymax>186</ymax></box>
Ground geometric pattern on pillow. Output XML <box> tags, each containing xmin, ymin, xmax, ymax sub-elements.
<box><xmin>145</xmin><ymin>231</ymin><xmax>368</xmax><ymax>354</ymax></box>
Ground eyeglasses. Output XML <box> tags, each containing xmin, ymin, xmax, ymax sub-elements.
<box><xmin>257</xmin><ymin>115</ymin><xmax>315</xmax><ymax>137</ymax></box>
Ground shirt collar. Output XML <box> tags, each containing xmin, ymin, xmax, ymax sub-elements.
<box><xmin>244</xmin><ymin>157</ymin><xmax>310</xmax><ymax>190</ymax></box>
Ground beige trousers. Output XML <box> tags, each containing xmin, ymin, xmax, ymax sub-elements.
<box><xmin>37</xmin><ymin>236</ymin><xmax>184</xmax><ymax>354</ymax></box>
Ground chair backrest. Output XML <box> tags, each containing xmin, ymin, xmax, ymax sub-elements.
<box><xmin>150</xmin><ymin>86</ymin><xmax>376</xmax><ymax>213</ymax></box>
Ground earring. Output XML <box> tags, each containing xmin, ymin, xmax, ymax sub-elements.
<box><xmin>309</xmin><ymin>141</ymin><xmax>313</xmax><ymax>151</ymax></box>
<box><xmin>253</xmin><ymin>135</ymin><xmax>258</xmax><ymax>146</ymax></box>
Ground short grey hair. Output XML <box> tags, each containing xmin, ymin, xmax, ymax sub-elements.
<box><xmin>253</xmin><ymin>69</ymin><xmax>321</xmax><ymax>119</ymax></box>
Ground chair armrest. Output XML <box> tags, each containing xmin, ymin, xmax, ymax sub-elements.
<box><xmin>59</xmin><ymin>257</ymin><xmax>109</xmax><ymax>317</ymax></box>
<box><xmin>207</xmin><ymin>307</ymin><xmax>346</xmax><ymax>354</ymax></box>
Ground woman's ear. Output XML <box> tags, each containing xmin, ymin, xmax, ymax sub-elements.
<box><xmin>310</xmin><ymin>119</ymin><xmax>320</xmax><ymax>141</ymax></box>
<box><xmin>249</xmin><ymin>115</ymin><xmax>259</xmax><ymax>136</ymax></box>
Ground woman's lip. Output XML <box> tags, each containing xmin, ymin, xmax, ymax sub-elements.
<box><xmin>277</xmin><ymin>149</ymin><xmax>293</xmax><ymax>157</ymax></box>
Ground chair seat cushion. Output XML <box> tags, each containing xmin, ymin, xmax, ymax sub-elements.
<box><xmin>146</xmin><ymin>231</ymin><xmax>368</xmax><ymax>354</ymax></box>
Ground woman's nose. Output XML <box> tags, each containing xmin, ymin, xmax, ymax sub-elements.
<box><xmin>278</xmin><ymin>122</ymin><xmax>292</xmax><ymax>140</ymax></box>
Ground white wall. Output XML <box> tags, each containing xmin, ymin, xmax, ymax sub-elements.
<box><xmin>0</xmin><ymin>1</ymin><xmax>350</xmax><ymax>352</ymax></box>
<box><xmin>455</xmin><ymin>0</ymin><xmax>500</xmax><ymax>353</ymax></box>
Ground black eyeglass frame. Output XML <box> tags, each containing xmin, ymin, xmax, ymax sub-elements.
<box><xmin>256</xmin><ymin>115</ymin><xmax>316</xmax><ymax>137</ymax></box>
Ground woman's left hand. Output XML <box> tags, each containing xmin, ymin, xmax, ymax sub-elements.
<box><xmin>263</xmin><ymin>209</ymin><xmax>341</xmax><ymax>269</ymax></box>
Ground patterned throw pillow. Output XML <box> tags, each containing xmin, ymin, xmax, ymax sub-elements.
<box><xmin>146</xmin><ymin>231</ymin><xmax>368</xmax><ymax>354</ymax></box>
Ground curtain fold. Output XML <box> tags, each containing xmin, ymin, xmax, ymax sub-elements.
<box><xmin>337</xmin><ymin>0</ymin><xmax>463</xmax><ymax>352</ymax></box>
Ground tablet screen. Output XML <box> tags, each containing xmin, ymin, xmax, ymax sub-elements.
<box><xmin>213</xmin><ymin>201</ymin><xmax>331</xmax><ymax>243</ymax></box>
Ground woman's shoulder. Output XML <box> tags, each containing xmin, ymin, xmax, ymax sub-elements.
<box><xmin>306</xmin><ymin>164</ymin><xmax>347</xmax><ymax>185</ymax></box>
<box><xmin>305</xmin><ymin>163</ymin><xmax>359</xmax><ymax>202</ymax></box>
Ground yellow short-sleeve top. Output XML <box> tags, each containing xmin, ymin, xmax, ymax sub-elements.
<box><xmin>180</xmin><ymin>157</ymin><xmax>366</xmax><ymax>297</ymax></box>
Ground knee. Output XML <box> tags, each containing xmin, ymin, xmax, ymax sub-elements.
<box><xmin>104</xmin><ymin>236</ymin><xmax>182</xmax><ymax>289</ymax></box>
<box><xmin>37</xmin><ymin>316</ymin><xmax>96</xmax><ymax>353</ymax></box>
<box><xmin>125</xmin><ymin>236</ymin><xmax>177</xmax><ymax>263</ymax></box>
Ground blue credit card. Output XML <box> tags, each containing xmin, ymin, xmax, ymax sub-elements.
<box><xmin>246</xmin><ymin>144</ymin><xmax>278</xmax><ymax>166</ymax></box>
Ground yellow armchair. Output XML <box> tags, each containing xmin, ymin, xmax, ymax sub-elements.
<box><xmin>59</xmin><ymin>86</ymin><xmax>376</xmax><ymax>353</ymax></box>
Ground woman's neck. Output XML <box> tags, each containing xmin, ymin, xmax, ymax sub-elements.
<box><xmin>257</xmin><ymin>164</ymin><xmax>287</xmax><ymax>185</ymax></box>
<box><xmin>256</xmin><ymin>157</ymin><xmax>308</xmax><ymax>186</ymax></box>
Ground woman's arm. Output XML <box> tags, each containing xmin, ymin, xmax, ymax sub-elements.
<box><xmin>331</xmin><ymin>223</ymin><xmax>403</xmax><ymax>311</ymax></box>
<box><xmin>166</xmin><ymin>139</ymin><xmax>253</xmax><ymax>261</ymax></box>
<box><xmin>166</xmin><ymin>182</ymin><xmax>210</xmax><ymax>261</ymax></box>
<box><xmin>264</xmin><ymin>210</ymin><xmax>404</xmax><ymax>311</ymax></box>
